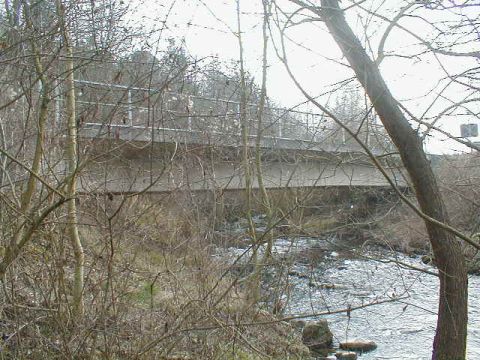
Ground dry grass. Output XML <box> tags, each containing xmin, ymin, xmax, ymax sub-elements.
<box><xmin>6</xmin><ymin>153</ymin><xmax>477</xmax><ymax>358</ymax></box>
<box><xmin>0</xmin><ymin>193</ymin><xmax>310</xmax><ymax>359</ymax></box>
<box><xmin>373</xmin><ymin>153</ymin><xmax>480</xmax><ymax>257</ymax></box>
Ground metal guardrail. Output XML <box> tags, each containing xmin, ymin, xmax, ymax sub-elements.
<box><xmin>72</xmin><ymin>79</ymin><xmax>391</xmax><ymax>154</ymax></box>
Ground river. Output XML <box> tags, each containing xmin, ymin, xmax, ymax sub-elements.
<box><xmin>218</xmin><ymin>234</ymin><xmax>480</xmax><ymax>359</ymax></box>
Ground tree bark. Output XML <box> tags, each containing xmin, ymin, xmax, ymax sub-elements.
<box><xmin>0</xmin><ymin>1</ymin><xmax>52</xmax><ymax>279</ymax></box>
<box><xmin>57</xmin><ymin>0</ymin><xmax>84</xmax><ymax>316</ymax></box>
<box><xmin>319</xmin><ymin>1</ymin><xmax>467</xmax><ymax>359</ymax></box>
<box><xmin>256</xmin><ymin>0</ymin><xmax>274</xmax><ymax>261</ymax></box>
<box><xmin>237</xmin><ymin>0</ymin><xmax>260</xmax><ymax>304</ymax></box>
<box><xmin>65</xmin><ymin>38</ymin><xmax>84</xmax><ymax>317</ymax></box>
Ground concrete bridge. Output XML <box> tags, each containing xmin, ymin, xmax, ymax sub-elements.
<box><xmin>74</xmin><ymin>80</ymin><xmax>405</xmax><ymax>193</ymax></box>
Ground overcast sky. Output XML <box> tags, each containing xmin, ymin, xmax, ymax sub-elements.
<box><xmin>131</xmin><ymin>0</ymin><xmax>480</xmax><ymax>154</ymax></box>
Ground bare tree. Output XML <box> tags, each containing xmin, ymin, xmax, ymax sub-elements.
<box><xmin>56</xmin><ymin>0</ymin><xmax>84</xmax><ymax>317</ymax></box>
<box><xmin>283</xmin><ymin>0</ymin><xmax>473</xmax><ymax>358</ymax></box>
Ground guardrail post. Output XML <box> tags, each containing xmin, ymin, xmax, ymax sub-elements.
<box><xmin>127</xmin><ymin>89</ymin><xmax>133</xmax><ymax>126</ymax></box>
<box><xmin>365</xmin><ymin>120</ymin><xmax>370</xmax><ymax>146</ymax></box>
<box><xmin>278</xmin><ymin>109</ymin><xmax>283</xmax><ymax>138</ymax></box>
<box><xmin>187</xmin><ymin>95</ymin><xmax>192</xmax><ymax>131</ymax></box>
<box><xmin>55</xmin><ymin>79</ymin><xmax>61</xmax><ymax>128</ymax></box>
<box><xmin>236</xmin><ymin>102</ymin><xmax>241</xmax><ymax>132</ymax></box>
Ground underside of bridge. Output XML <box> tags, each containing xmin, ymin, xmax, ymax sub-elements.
<box><xmin>77</xmin><ymin>133</ymin><xmax>407</xmax><ymax>194</ymax></box>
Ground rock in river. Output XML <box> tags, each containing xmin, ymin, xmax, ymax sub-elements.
<box><xmin>302</xmin><ymin>320</ymin><xmax>333</xmax><ymax>353</ymax></box>
<box><xmin>339</xmin><ymin>340</ymin><xmax>377</xmax><ymax>352</ymax></box>
<box><xmin>335</xmin><ymin>351</ymin><xmax>357</xmax><ymax>360</ymax></box>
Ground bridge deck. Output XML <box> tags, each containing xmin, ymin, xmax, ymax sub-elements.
<box><xmin>74</xmin><ymin>79</ymin><xmax>392</xmax><ymax>156</ymax></box>
<box><xmin>72</xmin><ymin>80</ymin><xmax>405</xmax><ymax>192</ymax></box>
<box><xmin>80</xmin><ymin>123</ymin><xmax>383</xmax><ymax>157</ymax></box>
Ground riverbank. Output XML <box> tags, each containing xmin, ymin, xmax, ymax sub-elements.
<box><xmin>3</xmin><ymin>180</ymin><xmax>478</xmax><ymax>359</ymax></box>
<box><xmin>215</xmin><ymin>226</ymin><xmax>480</xmax><ymax>359</ymax></box>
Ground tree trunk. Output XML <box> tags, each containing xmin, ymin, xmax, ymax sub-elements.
<box><xmin>256</xmin><ymin>0</ymin><xmax>274</xmax><ymax>261</ymax></box>
<box><xmin>0</xmin><ymin>1</ymin><xmax>51</xmax><ymax>278</ymax></box>
<box><xmin>319</xmin><ymin>1</ymin><xmax>467</xmax><ymax>359</ymax></box>
<box><xmin>236</xmin><ymin>0</ymin><xmax>260</xmax><ymax>304</ymax></box>
<box><xmin>65</xmin><ymin>39</ymin><xmax>84</xmax><ymax>317</ymax></box>
<box><xmin>57</xmin><ymin>0</ymin><xmax>84</xmax><ymax>316</ymax></box>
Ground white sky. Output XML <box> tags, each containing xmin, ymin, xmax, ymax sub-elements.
<box><xmin>130</xmin><ymin>0</ymin><xmax>480</xmax><ymax>154</ymax></box>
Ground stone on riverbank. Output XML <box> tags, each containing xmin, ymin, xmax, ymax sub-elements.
<box><xmin>468</xmin><ymin>255</ymin><xmax>480</xmax><ymax>275</ymax></box>
<box><xmin>421</xmin><ymin>254</ymin><xmax>433</xmax><ymax>265</ymax></box>
<box><xmin>290</xmin><ymin>319</ymin><xmax>306</xmax><ymax>330</ymax></box>
<box><xmin>335</xmin><ymin>351</ymin><xmax>357</xmax><ymax>360</ymax></box>
<box><xmin>302</xmin><ymin>320</ymin><xmax>333</xmax><ymax>354</ymax></box>
<box><xmin>339</xmin><ymin>340</ymin><xmax>377</xmax><ymax>352</ymax></box>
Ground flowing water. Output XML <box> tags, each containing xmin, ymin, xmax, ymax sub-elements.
<box><xmin>218</xmin><ymin>234</ymin><xmax>480</xmax><ymax>359</ymax></box>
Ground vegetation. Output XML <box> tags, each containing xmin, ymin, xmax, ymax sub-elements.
<box><xmin>0</xmin><ymin>0</ymin><xmax>479</xmax><ymax>359</ymax></box>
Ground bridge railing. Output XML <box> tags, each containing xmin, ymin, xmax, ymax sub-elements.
<box><xmin>72</xmin><ymin>79</ymin><xmax>392</xmax><ymax>153</ymax></box>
